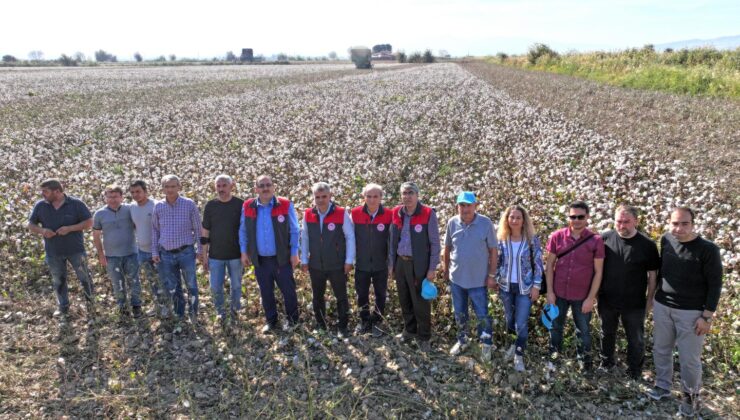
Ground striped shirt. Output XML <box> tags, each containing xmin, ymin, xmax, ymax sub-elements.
<box><xmin>151</xmin><ymin>196</ymin><xmax>202</xmax><ymax>257</ymax></box>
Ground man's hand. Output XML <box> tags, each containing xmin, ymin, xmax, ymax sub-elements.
<box><xmin>42</xmin><ymin>228</ymin><xmax>57</xmax><ymax>239</ymax></box>
<box><xmin>426</xmin><ymin>270</ymin><xmax>436</xmax><ymax>282</ymax></box>
<box><xmin>486</xmin><ymin>276</ymin><xmax>498</xmax><ymax>290</ymax></box>
<box><xmin>241</xmin><ymin>253</ymin><xmax>251</xmax><ymax>268</ymax></box>
<box><xmin>344</xmin><ymin>264</ymin><xmax>353</xmax><ymax>275</ymax></box>
<box><xmin>389</xmin><ymin>266</ymin><xmax>395</xmax><ymax>280</ymax></box>
<box><xmin>56</xmin><ymin>226</ymin><xmax>73</xmax><ymax>236</ymax></box>
<box><xmin>581</xmin><ymin>296</ymin><xmax>595</xmax><ymax>314</ymax></box>
<box><xmin>97</xmin><ymin>254</ymin><xmax>107</xmax><ymax>267</ymax></box>
<box><xmin>695</xmin><ymin>317</ymin><xmax>711</xmax><ymax>335</ymax></box>
<box><xmin>547</xmin><ymin>291</ymin><xmax>556</xmax><ymax>306</ymax></box>
<box><xmin>152</xmin><ymin>255</ymin><xmax>161</xmax><ymax>264</ymax></box>
<box><xmin>201</xmin><ymin>255</ymin><xmax>209</xmax><ymax>272</ymax></box>
<box><xmin>290</xmin><ymin>255</ymin><xmax>300</xmax><ymax>269</ymax></box>
<box><xmin>646</xmin><ymin>299</ymin><xmax>654</xmax><ymax>315</ymax></box>
<box><xmin>530</xmin><ymin>287</ymin><xmax>540</xmax><ymax>301</ymax></box>
<box><xmin>301</xmin><ymin>264</ymin><xmax>308</xmax><ymax>273</ymax></box>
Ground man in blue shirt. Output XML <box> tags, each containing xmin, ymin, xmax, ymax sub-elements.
<box><xmin>27</xmin><ymin>179</ymin><xmax>95</xmax><ymax>323</ymax></box>
<box><xmin>240</xmin><ymin>175</ymin><xmax>300</xmax><ymax>333</ymax></box>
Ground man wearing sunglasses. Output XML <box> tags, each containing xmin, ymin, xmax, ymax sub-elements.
<box><xmin>240</xmin><ymin>175</ymin><xmax>301</xmax><ymax>334</ymax></box>
<box><xmin>545</xmin><ymin>200</ymin><xmax>605</xmax><ymax>372</ymax></box>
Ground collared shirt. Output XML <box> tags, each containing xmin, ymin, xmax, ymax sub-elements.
<box><xmin>445</xmin><ymin>214</ymin><xmax>497</xmax><ymax>289</ymax></box>
<box><xmin>93</xmin><ymin>204</ymin><xmax>137</xmax><ymax>257</ymax></box>
<box><xmin>29</xmin><ymin>194</ymin><xmax>92</xmax><ymax>257</ymax></box>
<box><xmin>151</xmin><ymin>196</ymin><xmax>202</xmax><ymax>257</ymax></box>
<box><xmin>238</xmin><ymin>197</ymin><xmax>300</xmax><ymax>257</ymax></box>
<box><xmin>300</xmin><ymin>203</ymin><xmax>356</xmax><ymax>265</ymax></box>
<box><xmin>396</xmin><ymin>205</ymin><xmax>441</xmax><ymax>270</ymax></box>
<box><xmin>130</xmin><ymin>199</ymin><xmax>156</xmax><ymax>253</ymax></box>
<box><xmin>546</xmin><ymin>227</ymin><xmax>605</xmax><ymax>301</ymax></box>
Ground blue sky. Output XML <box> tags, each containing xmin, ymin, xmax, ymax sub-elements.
<box><xmin>2</xmin><ymin>0</ymin><xmax>738</xmax><ymax>59</ymax></box>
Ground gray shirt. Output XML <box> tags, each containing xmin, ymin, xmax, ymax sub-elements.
<box><xmin>130</xmin><ymin>199</ymin><xmax>156</xmax><ymax>253</ymax></box>
<box><xmin>445</xmin><ymin>214</ymin><xmax>497</xmax><ymax>289</ymax></box>
<box><xmin>93</xmin><ymin>204</ymin><xmax>138</xmax><ymax>257</ymax></box>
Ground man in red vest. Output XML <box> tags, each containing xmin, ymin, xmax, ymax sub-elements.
<box><xmin>389</xmin><ymin>182</ymin><xmax>441</xmax><ymax>352</ymax></box>
<box><xmin>351</xmin><ymin>183</ymin><xmax>392</xmax><ymax>337</ymax></box>
<box><xmin>301</xmin><ymin>182</ymin><xmax>356</xmax><ymax>338</ymax></box>
<box><xmin>240</xmin><ymin>175</ymin><xmax>300</xmax><ymax>333</ymax></box>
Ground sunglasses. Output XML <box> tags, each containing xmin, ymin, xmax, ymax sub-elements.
<box><xmin>257</xmin><ymin>183</ymin><xmax>272</xmax><ymax>189</ymax></box>
<box><xmin>568</xmin><ymin>215</ymin><xmax>587</xmax><ymax>220</ymax></box>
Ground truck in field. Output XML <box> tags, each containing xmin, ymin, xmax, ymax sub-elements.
<box><xmin>350</xmin><ymin>47</ymin><xmax>372</xmax><ymax>69</ymax></box>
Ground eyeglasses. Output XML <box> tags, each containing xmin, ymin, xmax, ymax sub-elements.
<box><xmin>568</xmin><ymin>215</ymin><xmax>586</xmax><ymax>220</ymax></box>
<box><xmin>257</xmin><ymin>183</ymin><xmax>272</xmax><ymax>189</ymax></box>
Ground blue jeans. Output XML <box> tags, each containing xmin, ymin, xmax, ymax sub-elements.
<box><xmin>209</xmin><ymin>258</ymin><xmax>242</xmax><ymax>316</ymax></box>
<box><xmin>159</xmin><ymin>246</ymin><xmax>198</xmax><ymax>318</ymax></box>
<box><xmin>46</xmin><ymin>252</ymin><xmax>94</xmax><ymax>311</ymax></box>
<box><xmin>450</xmin><ymin>283</ymin><xmax>493</xmax><ymax>345</ymax></box>
<box><xmin>549</xmin><ymin>296</ymin><xmax>593</xmax><ymax>363</ymax></box>
<box><xmin>105</xmin><ymin>253</ymin><xmax>142</xmax><ymax>308</ymax></box>
<box><xmin>499</xmin><ymin>289</ymin><xmax>532</xmax><ymax>355</ymax></box>
<box><xmin>138</xmin><ymin>251</ymin><xmax>166</xmax><ymax>306</ymax></box>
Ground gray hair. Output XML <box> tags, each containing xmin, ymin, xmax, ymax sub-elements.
<box><xmin>615</xmin><ymin>204</ymin><xmax>639</xmax><ymax>220</ymax></box>
<box><xmin>311</xmin><ymin>182</ymin><xmax>331</xmax><ymax>194</ymax></box>
<box><xmin>215</xmin><ymin>174</ymin><xmax>234</xmax><ymax>184</ymax></box>
<box><xmin>400</xmin><ymin>182</ymin><xmax>419</xmax><ymax>194</ymax></box>
<box><xmin>161</xmin><ymin>174</ymin><xmax>181</xmax><ymax>186</ymax></box>
<box><xmin>362</xmin><ymin>183</ymin><xmax>384</xmax><ymax>196</ymax></box>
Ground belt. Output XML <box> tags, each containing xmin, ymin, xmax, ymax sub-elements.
<box><xmin>398</xmin><ymin>255</ymin><xmax>413</xmax><ymax>261</ymax></box>
<box><xmin>165</xmin><ymin>244</ymin><xmax>191</xmax><ymax>254</ymax></box>
<box><xmin>258</xmin><ymin>255</ymin><xmax>277</xmax><ymax>262</ymax></box>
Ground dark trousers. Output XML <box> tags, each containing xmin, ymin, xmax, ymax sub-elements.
<box><xmin>395</xmin><ymin>257</ymin><xmax>431</xmax><ymax>341</ymax></box>
<box><xmin>309</xmin><ymin>268</ymin><xmax>349</xmax><ymax>329</ymax></box>
<box><xmin>355</xmin><ymin>268</ymin><xmax>388</xmax><ymax>324</ymax></box>
<box><xmin>598</xmin><ymin>300</ymin><xmax>645</xmax><ymax>373</ymax></box>
<box><xmin>255</xmin><ymin>256</ymin><xmax>299</xmax><ymax>325</ymax></box>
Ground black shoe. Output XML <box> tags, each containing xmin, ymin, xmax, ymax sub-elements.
<box><xmin>337</xmin><ymin>327</ymin><xmax>351</xmax><ymax>339</ymax></box>
<box><xmin>262</xmin><ymin>322</ymin><xmax>279</xmax><ymax>334</ymax></box>
<box><xmin>313</xmin><ymin>322</ymin><xmax>328</xmax><ymax>333</ymax></box>
<box><xmin>118</xmin><ymin>306</ymin><xmax>130</xmax><ymax>318</ymax></box>
<box><xmin>355</xmin><ymin>322</ymin><xmax>371</xmax><ymax>335</ymax></box>
<box><xmin>132</xmin><ymin>306</ymin><xmax>143</xmax><ymax>318</ymax></box>
<box><xmin>627</xmin><ymin>369</ymin><xmax>642</xmax><ymax>380</ymax></box>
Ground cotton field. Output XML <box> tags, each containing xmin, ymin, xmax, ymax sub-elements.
<box><xmin>0</xmin><ymin>62</ymin><xmax>737</xmax><ymax>417</ymax></box>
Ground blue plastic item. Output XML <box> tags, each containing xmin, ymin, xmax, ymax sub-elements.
<box><xmin>541</xmin><ymin>303</ymin><xmax>560</xmax><ymax>330</ymax></box>
<box><xmin>421</xmin><ymin>278</ymin><xmax>438</xmax><ymax>300</ymax></box>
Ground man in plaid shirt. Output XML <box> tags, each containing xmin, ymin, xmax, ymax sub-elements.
<box><xmin>152</xmin><ymin>175</ymin><xmax>203</xmax><ymax>332</ymax></box>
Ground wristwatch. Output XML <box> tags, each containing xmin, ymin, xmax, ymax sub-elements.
<box><xmin>487</xmin><ymin>273</ymin><xmax>496</xmax><ymax>278</ymax></box>
<box><xmin>700</xmin><ymin>315</ymin><xmax>713</xmax><ymax>323</ymax></box>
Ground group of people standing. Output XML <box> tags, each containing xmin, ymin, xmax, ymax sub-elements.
<box><xmin>28</xmin><ymin>176</ymin><xmax>722</xmax><ymax>416</ymax></box>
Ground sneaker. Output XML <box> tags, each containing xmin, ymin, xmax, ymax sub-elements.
<box><xmin>216</xmin><ymin>313</ymin><xmax>226</xmax><ymax>327</ymax></box>
<box><xmin>679</xmin><ymin>393</ymin><xmax>700</xmax><ymax>417</ymax></box>
<box><xmin>159</xmin><ymin>306</ymin><xmax>170</xmax><ymax>319</ymax></box>
<box><xmin>597</xmin><ymin>362</ymin><xmax>615</xmax><ymax>373</ymax></box>
<box><xmin>371</xmin><ymin>324</ymin><xmax>385</xmax><ymax>338</ymax></box>
<box><xmin>627</xmin><ymin>369</ymin><xmax>641</xmax><ymax>381</ymax></box>
<box><xmin>172</xmin><ymin>321</ymin><xmax>184</xmax><ymax>334</ymax></box>
<box><xmin>132</xmin><ymin>306</ymin><xmax>143</xmax><ymax>318</ymax></box>
<box><xmin>514</xmin><ymin>355</ymin><xmax>526</xmax><ymax>372</ymax></box>
<box><xmin>481</xmin><ymin>344</ymin><xmax>492</xmax><ymax>361</ymax></box>
<box><xmin>646</xmin><ymin>386</ymin><xmax>671</xmax><ymax>401</ymax></box>
<box><xmin>395</xmin><ymin>331</ymin><xmax>416</xmax><ymax>343</ymax></box>
<box><xmin>230</xmin><ymin>310</ymin><xmax>239</xmax><ymax>323</ymax></box>
<box><xmin>188</xmin><ymin>312</ymin><xmax>198</xmax><ymax>326</ymax></box>
<box><xmin>418</xmin><ymin>340</ymin><xmax>432</xmax><ymax>353</ymax></box>
<box><xmin>504</xmin><ymin>344</ymin><xmax>516</xmax><ymax>360</ymax></box>
<box><xmin>53</xmin><ymin>307</ymin><xmax>69</xmax><ymax>318</ymax></box>
<box><xmin>449</xmin><ymin>341</ymin><xmax>468</xmax><ymax>356</ymax></box>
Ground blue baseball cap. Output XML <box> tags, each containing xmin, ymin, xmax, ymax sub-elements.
<box><xmin>421</xmin><ymin>278</ymin><xmax>438</xmax><ymax>300</ymax></box>
<box><xmin>456</xmin><ymin>191</ymin><xmax>477</xmax><ymax>204</ymax></box>
<box><xmin>541</xmin><ymin>303</ymin><xmax>560</xmax><ymax>330</ymax></box>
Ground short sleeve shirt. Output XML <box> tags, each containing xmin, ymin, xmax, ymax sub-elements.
<box><xmin>130</xmin><ymin>199</ymin><xmax>156</xmax><ymax>253</ymax></box>
<box><xmin>445</xmin><ymin>214</ymin><xmax>497</xmax><ymax>289</ymax></box>
<box><xmin>546</xmin><ymin>227</ymin><xmax>605</xmax><ymax>300</ymax></box>
<box><xmin>599</xmin><ymin>230</ymin><xmax>660</xmax><ymax>309</ymax></box>
<box><xmin>29</xmin><ymin>195</ymin><xmax>92</xmax><ymax>257</ymax></box>
<box><xmin>202</xmin><ymin>197</ymin><xmax>244</xmax><ymax>260</ymax></box>
<box><xmin>93</xmin><ymin>204</ymin><xmax>138</xmax><ymax>257</ymax></box>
